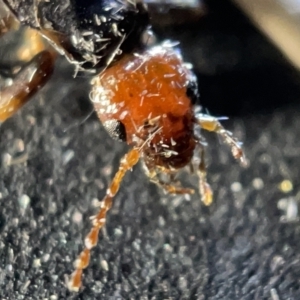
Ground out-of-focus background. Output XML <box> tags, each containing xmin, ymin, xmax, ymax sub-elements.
<box><xmin>147</xmin><ymin>0</ymin><xmax>300</xmax><ymax>116</ymax></box>
<box><xmin>1</xmin><ymin>0</ymin><xmax>300</xmax><ymax>299</ymax></box>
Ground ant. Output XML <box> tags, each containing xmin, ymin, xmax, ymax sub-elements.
<box><xmin>0</xmin><ymin>0</ymin><xmax>246</xmax><ymax>292</ymax></box>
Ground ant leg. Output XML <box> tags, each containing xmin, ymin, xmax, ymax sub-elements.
<box><xmin>0</xmin><ymin>10</ymin><xmax>54</xmax><ymax>123</ymax></box>
<box><xmin>154</xmin><ymin>178</ymin><xmax>195</xmax><ymax>195</ymax></box>
<box><xmin>194</xmin><ymin>146</ymin><xmax>213</xmax><ymax>206</ymax></box>
<box><xmin>17</xmin><ymin>27</ymin><xmax>50</xmax><ymax>62</ymax></box>
<box><xmin>0</xmin><ymin>14</ymin><xmax>17</xmax><ymax>37</ymax></box>
<box><xmin>145</xmin><ymin>166</ymin><xmax>195</xmax><ymax>195</ymax></box>
<box><xmin>195</xmin><ymin>113</ymin><xmax>246</xmax><ymax>165</ymax></box>
<box><xmin>0</xmin><ymin>50</ymin><xmax>54</xmax><ymax>123</ymax></box>
<box><xmin>68</xmin><ymin>148</ymin><xmax>141</xmax><ymax>292</ymax></box>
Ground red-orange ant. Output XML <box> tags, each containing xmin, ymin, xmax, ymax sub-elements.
<box><xmin>0</xmin><ymin>0</ymin><xmax>245</xmax><ymax>291</ymax></box>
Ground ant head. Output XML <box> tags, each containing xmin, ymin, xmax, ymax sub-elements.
<box><xmin>91</xmin><ymin>42</ymin><xmax>198</xmax><ymax>169</ymax></box>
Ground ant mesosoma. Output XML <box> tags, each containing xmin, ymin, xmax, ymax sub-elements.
<box><xmin>0</xmin><ymin>0</ymin><xmax>246</xmax><ymax>291</ymax></box>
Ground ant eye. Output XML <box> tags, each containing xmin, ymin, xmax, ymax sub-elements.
<box><xmin>186</xmin><ymin>76</ymin><xmax>199</xmax><ymax>105</ymax></box>
<box><xmin>103</xmin><ymin>119</ymin><xmax>127</xmax><ymax>142</ymax></box>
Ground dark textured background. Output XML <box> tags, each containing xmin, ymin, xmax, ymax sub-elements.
<box><xmin>1</xmin><ymin>0</ymin><xmax>300</xmax><ymax>299</ymax></box>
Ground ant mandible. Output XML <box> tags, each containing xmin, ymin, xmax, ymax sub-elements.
<box><xmin>0</xmin><ymin>0</ymin><xmax>246</xmax><ymax>291</ymax></box>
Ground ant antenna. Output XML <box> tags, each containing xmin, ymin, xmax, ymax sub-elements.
<box><xmin>67</xmin><ymin>147</ymin><xmax>141</xmax><ymax>291</ymax></box>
